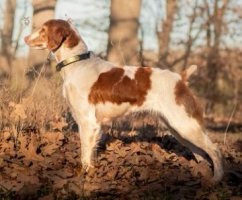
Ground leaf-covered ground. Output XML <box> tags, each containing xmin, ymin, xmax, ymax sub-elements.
<box><xmin>0</xmin><ymin>124</ymin><xmax>241</xmax><ymax>199</ymax></box>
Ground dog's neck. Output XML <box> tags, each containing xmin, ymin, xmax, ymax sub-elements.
<box><xmin>53</xmin><ymin>38</ymin><xmax>88</xmax><ymax>62</ymax></box>
<box><xmin>53</xmin><ymin>37</ymin><xmax>88</xmax><ymax>78</ymax></box>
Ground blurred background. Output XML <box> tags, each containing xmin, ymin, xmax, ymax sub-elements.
<box><xmin>0</xmin><ymin>1</ymin><xmax>242</xmax><ymax>198</ymax></box>
<box><xmin>0</xmin><ymin>0</ymin><xmax>242</xmax><ymax>131</ymax></box>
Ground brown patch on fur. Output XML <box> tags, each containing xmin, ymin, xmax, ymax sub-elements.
<box><xmin>88</xmin><ymin>67</ymin><xmax>152</xmax><ymax>106</ymax></box>
<box><xmin>175</xmin><ymin>80</ymin><xmax>204</xmax><ymax>125</ymax></box>
<box><xmin>43</xmin><ymin>19</ymin><xmax>79</xmax><ymax>50</ymax></box>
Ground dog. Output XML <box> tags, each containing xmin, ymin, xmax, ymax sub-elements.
<box><xmin>24</xmin><ymin>19</ymin><xmax>223</xmax><ymax>182</ymax></box>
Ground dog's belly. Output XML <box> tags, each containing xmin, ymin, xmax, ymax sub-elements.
<box><xmin>95</xmin><ymin>102</ymin><xmax>134</xmax><ymax>123</ymax></box>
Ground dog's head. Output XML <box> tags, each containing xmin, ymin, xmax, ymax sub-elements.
<box><xmin>24</xmin><ymin>19</ymin><xmax>80</xmax><ymax>51</ymax></box>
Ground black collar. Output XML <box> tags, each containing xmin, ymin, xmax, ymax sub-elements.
<box><xmin>56</xmin><ymin>51</ymin><xmax>92</xmax><ymax>72</ymax></box>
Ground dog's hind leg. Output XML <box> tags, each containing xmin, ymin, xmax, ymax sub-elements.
<box><xmin>153</xmin><ymin>78</ymin><xmax>223</xmax><ymax>182</ymax></box>
<box><xmin>165</xmin><ymin>114</ymin><xmax>223</xmax><ymax>183</ymax></box>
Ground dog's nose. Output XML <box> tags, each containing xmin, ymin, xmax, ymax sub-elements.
<box><xmin>24</xmin><ymin>35</ymin><xmax>30</xmax><ymax>44</ymax></box>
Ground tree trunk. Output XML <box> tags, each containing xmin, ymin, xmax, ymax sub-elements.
<box><xmin>205</xmin><ymin>0</ymin><xmax>229</xmax><ymax>113</ymax></box>
<box><xmin>157</xmin><ymin>0</ymin><xmax>177</xmax><ymax>69</ymax></box>
<box><xmin>107</xmin><ymin>0</ymin><xmax>141</xmax><ymax>66</ymax></box>
<box><xmin>206</xmin><ymin>0</ymin><xmax>229</xmax><ymax>91</ymax></box>
<box><xmin>28</xmin><ymin>0</ymin><xmax>56</xmax><ymax>71</ymax></box>
<box><xmin>1</xmin><ymin>0</ymin><xmax>16</xmax><ymax>68</ymax></box>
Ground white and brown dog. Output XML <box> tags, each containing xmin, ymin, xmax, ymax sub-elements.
<box><xmin>25</xmin><ymin>19</ymin><xmax>223</xmax><ymax>182</ymax></box>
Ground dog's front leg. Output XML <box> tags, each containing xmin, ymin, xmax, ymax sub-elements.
<box><xmin>65</xmin><ymin>87</ymin><xmax>101</xmax><ymax>171</ymax></box>
<box><xmin>78</xmin><ymin>116</ymin><xmax>101</xmax><ymax>171</ymax></box>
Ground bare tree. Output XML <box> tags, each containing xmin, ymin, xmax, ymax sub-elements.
<box><xmin>28</xmin><ymin>0</ymin><xmax>57</xmax><ymax>70</ymax></box>
<box><xmin>1</xmin><ymin>0</ymin><xmax>16</xmax><ymax>68</ymax></box>
<box><xmin>107</xmin><ymin>0</ymin><xmax>141</xmax><ymax>66</ymax></box>
<box><xmin>169</xmin><ymin>0</ymin><xmax>202</xmax><ymax>70</ymax></box>
<box><xmin>157</xmin><ymin>0</ymin><xmax>177</xmax><ymax>68</ymax></box>
<box><xmin>205</xmin><ymin>0</ymin><xmax>229</xmax><ymax>107</ymax></box>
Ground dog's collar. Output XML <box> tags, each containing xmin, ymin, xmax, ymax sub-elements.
<box><xmin>56</xmin><ymin>51</ymin><xmax>92</xmax><ymax>72</ymax></box>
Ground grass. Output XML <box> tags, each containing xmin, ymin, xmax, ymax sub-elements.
<box><xmin>0</xmin><ymin>73</ymin><xmax>66</xmax><ymax>133</ymax></box>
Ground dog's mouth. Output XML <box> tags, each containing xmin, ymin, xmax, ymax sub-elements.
<box><xmin>26</xmin><ymin>42</ymin><xmax>47</xmax><ymax>50</ymax></box>
<box><xmin>24</xmin><ymin>35</ymin><xmax>47</xmax><ymax>49</ymax></box>
<box><xmin>30</xmin><ymin>43</ymin><xmax>47</xmax><ymax>49</ymax></box>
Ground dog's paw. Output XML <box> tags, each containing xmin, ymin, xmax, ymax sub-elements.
<box><xmin>82</xmin><ymin>163</ymin><xmax>94</xmax><ymax>172</ymax></box>
<box><xmin>74</xmin><ymin>161</ymin><xmax>94</xmax><ymax>175</ymax></box>
<box><xmin>81</xmin><ymin>158</ymin><xmax>94</xmax><ymax>172</ymax></box>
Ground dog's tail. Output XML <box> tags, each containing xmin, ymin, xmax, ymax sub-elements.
<box><xmin>181</xmin><ymin>65</ymin><xmax>197</xmax><ymax>82</ymax></box>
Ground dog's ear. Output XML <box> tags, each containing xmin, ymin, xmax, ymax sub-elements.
<box><xmin>47</xmin><ymin>26</ymin><xmax>69</xmax><ymax>51</ymax></box>
<box><xmin>64</xmin><ymin>25</ymin><xmax>79</xmax><ymax>48</ymax></box>
<box><xmin>46</xmin><ymin>21</ymin><xmax>79</xmax><ymax>50</ymax></box>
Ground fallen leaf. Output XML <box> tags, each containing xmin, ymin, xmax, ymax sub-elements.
<box><xmin>41</xmin><ymin>143</ymin><xmax>59</xmax><ymax>156</ymax></box>
<box><xmin>18</xmin><ymin>133</ymin><xmax>44</xmax><ymax>161</ymax></box>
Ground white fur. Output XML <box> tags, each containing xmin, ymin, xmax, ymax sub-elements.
<box><xmin>29</xmin><ymin>31</ymin><xmax>40</xmax><ymax>40</ymax></box>
<box><xmin>26</xmin><ymin>21</ymin><xmax>224</xmax><ymax>182</ymax></box>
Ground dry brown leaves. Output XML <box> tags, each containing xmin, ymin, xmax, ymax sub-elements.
<box><xmin>0</xmin><ymin>130</ymin><xmax>241</xmax><ymax>199</ymax></box>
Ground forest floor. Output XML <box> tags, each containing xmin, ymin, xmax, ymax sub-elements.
<box><xmin>0</xmin><ymin>121</ymin><xmax>241</xmax><ymax>200</ymax></box>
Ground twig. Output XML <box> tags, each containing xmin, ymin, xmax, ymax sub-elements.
<box><xmin>223</xmin><ymin>102</ymin><xmax>238</xmax><ymax>145</ymax></box>
<box><xmin>0</xmin><ymin>156</ymin><xmax>27</xmax><ymax>168</ymax></box>
<box><xmin>0</xmin><ymin>183</ymin><xmax>9</xmax><ymax>191</ymax></box>
<box><xmin>30</xmin><ymin>52</ymin><xmax>51</xmax><ymax>97</ymax></box>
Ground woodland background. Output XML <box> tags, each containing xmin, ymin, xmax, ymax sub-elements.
<box><xmin>0</xmin><ymin>0</ymin><xmax>241</xmax><ymax>199</ymax></box>
<box><xmin>0</xmin><ymin>0</ymin><xmax>242</xmax><ymax>123</ymax></box>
